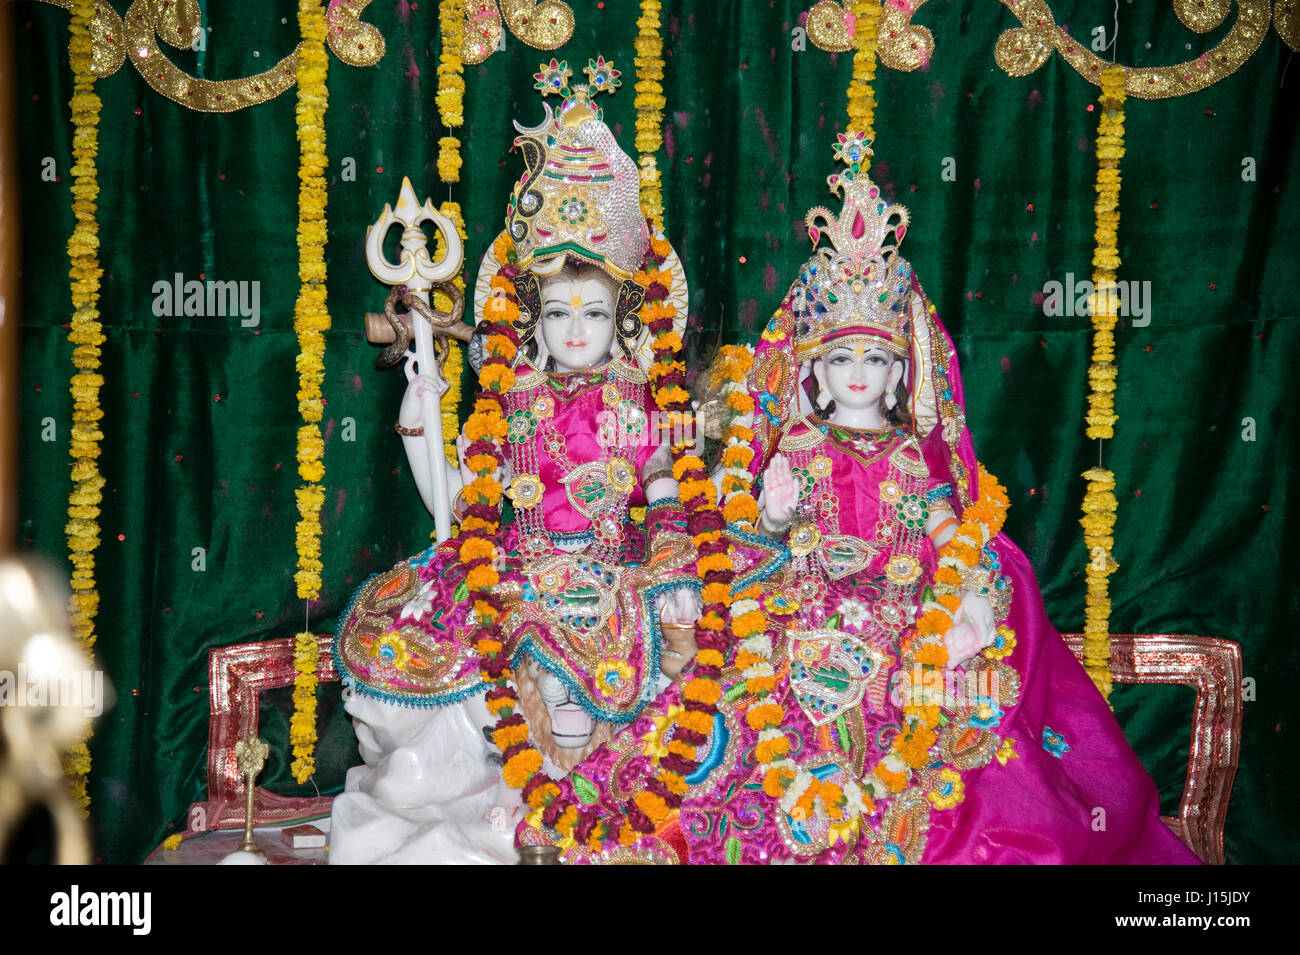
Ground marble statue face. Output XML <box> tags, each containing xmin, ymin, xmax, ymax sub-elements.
<box><xmin>343</xmin><ymin>685</ymin><xmax>443</xmax><ymax>768</ymax></box>
<box><xmin>815</xmin><ymin>343</ymin><xmax>904</xmax><ymax>414</ymax></box>
<box><xmin>527</xmin><ymin>660</ymin><xmax>597</xmax><ymax>749</ymax></box>
<box><xmin>539</xmin><ymin>271</ymin><xmax>618</xmax><ymax>373</ymax></box>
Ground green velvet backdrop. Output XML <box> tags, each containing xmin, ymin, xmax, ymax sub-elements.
<box><xmin>12</xmin><ymin>0</ymin><xmax>1298</xmax><ymax>864</ymax></box>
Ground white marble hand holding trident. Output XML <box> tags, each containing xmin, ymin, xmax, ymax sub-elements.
<box><xmin>365</xmin><ymin>177</ymin><xmax>472</xmax><ymax>543</ymax></box>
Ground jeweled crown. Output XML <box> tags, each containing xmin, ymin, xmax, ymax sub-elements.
<box><xmin>792</xmin><ymin>133</ymin><xmax>915</xmax><ymax>359</ymax></box>
<box><xmin>505</xmin><ymin>57</ymin><xmax>649</xmax><ymax>282</ymax></box>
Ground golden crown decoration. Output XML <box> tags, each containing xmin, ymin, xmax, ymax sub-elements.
<box><xmin>505</xmin><ymin>57</ymin><xmax>650</xmax><ymax>282</ymax></box>
<box><xmin>793</xmin><ymin>132</ymin><xmax>915</xmax><ymax>359</ymax></box>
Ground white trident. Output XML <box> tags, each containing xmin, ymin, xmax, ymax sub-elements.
<box><xmin>365</xmin><ymin>177</ymin><xmax>470</xmax><ymax>543</ymax></box>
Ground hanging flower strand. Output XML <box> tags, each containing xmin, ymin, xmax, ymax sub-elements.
<box><xmin>437</xmin><ymin>0</ymin><xmax>466</xmax><ymax>183</ymax></box>
<box><xmin>1079</xmin><ymin>65</ymin><xmax>1126</xmax><ymax>701</ymax></box>
<box><xmin>288</xmin><ymin>0</ymin><xmax>332</xmax><ymax>783</ymax></box>
<box><xmin>435</xmin><ymin>5</ymin><xmax>468</xmax><ymax>473</ymax></box>
<box><xmin>63</xmin><ymin>0</ymin><xmax>106</xmax><ymax>812</ymax></box>
<box><xmin>434</xmin><ymin>201</ymin><xmax>466</xmax><ymax>471</ymax></box>
<box><xmin>845</xmin><ymin>1</ymin><xmax>881</xmax><ymax>152</ymax></box>
<box><xmin>634</xmin><ymin>0</ymin><xmax>666</xmax><ymax>229</ymax></box>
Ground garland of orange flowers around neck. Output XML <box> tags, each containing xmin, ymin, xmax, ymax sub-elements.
<box><xmin>734</xmin><ymin>435</ymin><xmax>1013</xmax><ymax>836</ymax></box>
<box><xmin>464</xmin><ymin>231</ymin><xmax>739</xmax><ymax>852</ymax></box>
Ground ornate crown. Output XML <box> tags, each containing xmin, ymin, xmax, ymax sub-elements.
<box><xmin>791</xmin><ymin>132</ymin><xmax>915</xmax><ymax>360</ymax></box>
<box><xmin>505</xmin><ymin>58</ymin><xmax>649</xmax><ymax>282</ymax></box>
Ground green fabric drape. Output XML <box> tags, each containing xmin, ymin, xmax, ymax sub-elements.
<box><xmin>12</xmin><ymin>1</ymin><xmax>1297</xmax><ymax>864</ymax></box>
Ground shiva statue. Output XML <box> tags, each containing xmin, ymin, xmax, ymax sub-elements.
<box><xmin>330</xmin><ymin>60</ymin><xmax>701</xmax><ymax>864</ymax></box>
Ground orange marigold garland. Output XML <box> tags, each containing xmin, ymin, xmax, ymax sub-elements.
<box><xmin>470</xmin><ymin>229</ymin><xmax>738</xmax><ymax>852</ymax></box>
<box><xmin>464</xmin><ymin>237</ymin><xmax>528</xmax><ymax>796</ymax></box>
<box><xmin>739</xmin><ymin>459</ymin><xmax>1012</xmax><ymax>826</ymax></box>
<box><xmin>886</xmin><ymin>463</ymin><xmax>1011</xmax><ymax>794</ymax></box>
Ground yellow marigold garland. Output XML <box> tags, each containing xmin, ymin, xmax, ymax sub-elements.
<box><xmin>433</xmin><ymin>201</ymin><xmax>467</xmax><ymax>471</ymax></box>
<box><xmin>63</xmin><ymin>0</ymin><xmax>104</xmax><ymax>812</ymax></box>
<box><xmin>845</xmin><ymin>2</ymin><xmax>881</xmax><ymax>150</ymax></box>
<box><xmin>437</xmin><ymin>0</ymin><xmax>466</xmax><ymax>183</ymax></box>
<box><xmin>1078</xmin><ymin>66</ymin><xmax>1126</xmax><ymax>701</ymax></box>
<box><xmin>288</xmin><ymin>0</ymin><xmax>331</xmax><ymax>783</ymax></box>
<box><xmin>633</xmin><ymin>0</ymin><xmax>666</xmax><ymax>230</ymax></box>
<box><xmin>434</xmin><ymin>1</ymin><xmax>466</xmax><ymax>474</ymax></box>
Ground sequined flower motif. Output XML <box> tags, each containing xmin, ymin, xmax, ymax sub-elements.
<box><xmin>594</xmin><ymin>513</ymin><xmax>624</xmax><ymax>546</ymax></box>
<box><xmin>583</xmin><ymin>56</ymin><xmax>621</xmax><ymax>93</ymax></box>
<box><xmin>507</xmin><ymin>473</ymin><xmax>545</xmax><ymax>510</ymax></box>
<box><xmin>602</xmin><ymin>383</ymin><xmax>622</xmax><ymax>408</ymax></box>
<box><xmin>535</xmin><ymin>568</ymin><xmax>564</xmax><ymax>594</ymax></box>
<box><xmin>795</xmin><ymin>576</ymin><xmax>827</xmax><ymax>606</ymax></box>
<box><xmin>764</xmin><ymin>593</ymin><xmax>801</xmax><ymax>617</ymax></box>
<box><xmin>760</xmin><ymin>313</ymin><xmax>788</xmax><ymax>343</ymax></box>
<box><xmin>532</xmin><ymin>394</ymin><xmax>556</xmax><ymax>420</ymax></box>
<box><xmin>534</xmin><ymin>58</ymin><xmax>573</xmax><ymax>96</ymax></box>
<box><xmin>878</xmin><ymin>479</ymin><xmax>902</xmax><ymax>504</ymax></box>
<box><xmin>827</xmin><ymin>813</ymin><xmax>860</xmax><ymax>847</ymax></box>
<box><xmin>926</xmin><ymin>767</ymin><xmax>965</xmax><ymax>810</ymax></box>
<box><xmin>894</xmin><ymin>493</ymin><xmax>930</xmax><ymax>529</ymax></box>
<box><xmin>885</xmin><ymin>554</ymin><xmax>922</xmax><ymax>586</ymax></box>
<box><xmin>871</xmin><ymin>598</ymin><xmax>908</xmax><ymax>631</ymax></box>
<box><xmin>607</xmin><ymin>456</ymin><xmax>636</xmax><ymax>494</ymax></box>
<box><xmin>399</xmin><ymin>577</ymin><xmax>437</xmax><ymax>622</ymax></box>
<box><xmin>641</xmin><ymin>703</ymin><xmax>684</xmax><ymax>760</ymax></box>
<box><xmin>506</xmin><ymin>409</ymin><xmax>538</xmax><ymax>444</ymax></box>
<box><xmin>810</xmin><ymin>455</ymin><xmax>833</xmax><ymax>479</ymax></box>
<box><xmin>594</xmin><ymin>658</ymin><xmax>635</xmax><ymax>700</ymax></box>
<box><xmin>557</xmin><ymin>196</ymin><xmax>588</xmax><ymax>225</ymax></box>
<box><xmin>984</xmin><ymin>625</ymin><xmax>1017</xmax><ymax>661</ymax></box>
<box><xmin>1042</xmin><ymin>726</ymin><xmax>1070</xmax><ymax>759</ymax></box>
<box><xmin>969</xmin><ymin>695</ymin><xmax>1004</xmax><ymax>730</ymax></box>
<box><xmin>791</xmin><ymin>466</ymin><xmax>814</xmax><ymax>499</ymax></box>
<box><xmin>617</xmin><ymin>400</ymin><xmax>647</xmax><ymax>437</ymax></box>
<box><xmin>837</xmin><ymin>598</ymin><xmax>870</xmax><ymax>630</ymax></box>
<box><xmin>833</xmin><ymin>131</ymin><xmax>872</xmax><ymax>166</ymax></box>
<box><xmin>370</xmin><ymin>631</ymin><xmax>411</xmax><ymax>675</ymax></box>
<box><xmin>543</xmin><ymin>431</ymin><xmax>566</xmax><ymax>456</ymax></box>
<box><xmin>788</xmin><ymin>521</ymin><xmax>822</xmax><ymax>557</ymax></box>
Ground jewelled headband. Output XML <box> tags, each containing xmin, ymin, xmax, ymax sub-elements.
<box><xmin>506</xmin><ymin>58</ymin><xmax>650</xmax><ymax>283</ymax></box>
<box><xmin>792</xmin><ymin>133</ymin><xmax>915</xmax><ymax>361</ymax></box>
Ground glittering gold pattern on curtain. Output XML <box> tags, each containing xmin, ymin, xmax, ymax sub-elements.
<box><xmin>799</xmin><ymin>0</ymin><xmax>1284</xmax><ymax>97</ymax></box>
<box><xmin>804</xmin><ymin>0</ymin><xmax>935</xmax><ymax>68</ymax></box>
<box><xmin>1277</xmin><ymin>0</ymin><xmax>1300</xmax><ymax>49</ymax></box>
<box><xmin>33</xmin><ymin>0</ymin><xmax>384</xmax><ymax>112</ymax></box>
<box><xmin>463</xmin><ymin>1</ymin><xmax>576</xmax><ymax>63</ymax></box>
<box><xmin>805</xmin><ymin>0</ymin><xmax>853</xmax><ymax>51</ymax></box>
<box><xmin>995</xmin><ymin>0</ymin><xmax>1272</xmax><ymax>99</ymax></box>
<box><xmin>463</xmin><ymin>0</ymin><xmax>504</xmax><ymax>64</ymax></box>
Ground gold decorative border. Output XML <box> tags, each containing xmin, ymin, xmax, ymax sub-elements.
<box><xmin>34</xmin><ymin>0</ymin><xmax>384</xmax><ymax>112</ymax></box>
<box><xmin>802</xmin><ymin>0</ymin><xmax>1289</xmax><ymax>98</ymax></box>
<box><xmin>996</xmin><ymin>0</ymin><xmax>1271</xmax><ymax>100</ymax></box>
